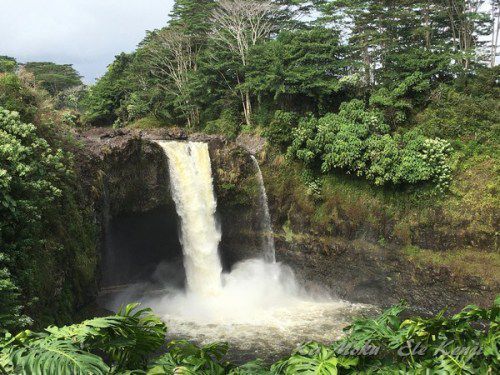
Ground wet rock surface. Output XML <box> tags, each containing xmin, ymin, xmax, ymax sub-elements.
<box><xmin>275</xmin><ymin>236</ymin><xmax>494</xmax><ymax>315</ymax></box>
<box><xmin>76</xmin><ymin>128</ymin><xmax>263</xmax><ymax>285</ymax></box>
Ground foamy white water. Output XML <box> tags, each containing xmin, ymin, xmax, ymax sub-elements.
<box><xmin>250</xmin><ymin>155</ymin><xmax>276</xmax><ymax>263</ymax></box>
<box><xmin>157</xmin><ymin>140</ymin><xmax>222</xmax><ymax>295</ymax></box>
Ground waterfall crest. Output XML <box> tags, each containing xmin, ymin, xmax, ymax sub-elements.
<box><xmin>156</xmin><ymin>140</ymin><xmax>222</xmax><ymax>295</ymax></box>
<box><xmin>250</xmin><ymin>155</ymin><xmax>276</xmax><ymax>263</ymax></box>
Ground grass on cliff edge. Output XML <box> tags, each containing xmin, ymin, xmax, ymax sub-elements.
<box><xmin>404</xmin><ymin>245</ymin><xmax>500</xmax><ymax>287</ymax></box>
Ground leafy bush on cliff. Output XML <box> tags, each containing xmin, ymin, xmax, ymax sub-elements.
<box><xmin>416</xmin><ymin>83</ymin><xmax>499</xmax><ymax>145</ymax></box>
<box><xmin>0</xmin><ymin>56</ymin><xmax>17</xmax><ymax>74</ymax></box>
<box><xmin>0</xmin><ymin>108</ymin><xmax>69</xmax><ymax>330</ymax></box>
<box><xmin>287</xmin><ymin>100</ymin><xmax>452</xmax><ymax>191</ymax></box>
<box><xmin>1</xmin><ymin>299</ymin><xmax>498</xmax><ymax>374</ymax></box>
<box><xmin>205</xmin><ymin>108</ymin><xmax>240</xmax><ymax>139</ymax></box>
<box><xmin>0</xmin><ymin>106</ymin><xmax>98</xmax><ymax>332</ymax></box>
<box><xmin>263</xmin><ymin>110</ymin><xmax>298</xmax><ymax>150</ymax></box>
<box><xmin>0</xmin><ymin>74</ymin><xmax>39</xmax><ymax>123</ymax></box>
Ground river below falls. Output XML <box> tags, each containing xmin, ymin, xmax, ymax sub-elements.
<box><xmin>98</xmin><ymin>284</ymin><xmax>377</xmax><ymax>363</ymax></box>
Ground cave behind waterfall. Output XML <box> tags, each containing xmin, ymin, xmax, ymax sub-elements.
<box><xmin>101</xmin><ymin>205</ymin><xmax>185</xmax><ymax>289</ymax></box>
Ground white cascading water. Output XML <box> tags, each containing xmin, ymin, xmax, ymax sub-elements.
<box><xmin>156</xmin><ymin>140</ymin><xmax>222</xmax><ymax>295</ymax></box>
<box><xmin>250</xmin><ymin>155</ymin><xmax>276</xmax><ymax>263</ymax></box>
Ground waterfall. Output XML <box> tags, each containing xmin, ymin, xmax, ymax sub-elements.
<box><xmin>250</xmin><ymin>155</ymin><xmax>276</xmax><ymax>263</ymax></box>
<box><xmin>104</xmin><ymin>141</ymin><xmax>366</xmax><ymax>355</ymax></box>
<box><xmin>105</xmin><ymin>141</ymin><xmax>358</xmax><ymax>344</ymax></box>
<box><xmin>156</xmin><ymin>140</ymin><xmax>222</xmax><ymax>295</ymax></box>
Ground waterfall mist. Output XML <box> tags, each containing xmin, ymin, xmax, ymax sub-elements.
<box><xmin>139</xmin><ymin>141</ymin><xmax>317</xmax><ymax>323</ymax></box>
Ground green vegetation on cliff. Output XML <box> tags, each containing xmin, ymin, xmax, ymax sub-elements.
<box><xmin>0</xmin><ymin>72</ymin><xmax>99</xmax><ymax>332</ymax></box>
<box><xmin>78</xmin><ymin>0</ymin><xmax>498</xmax><ymax>194</ymax></box>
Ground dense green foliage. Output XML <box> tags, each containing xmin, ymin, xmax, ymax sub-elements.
<box><xmin>0</xmin><ymin>74</ymin><xmax>39</xmax><ymax>123</ymax></box>
<box><xmin>78</xmin><ymin>0</ymin><xmax>498</xmax><ymax>192</ymax></box>
<box><xmin>1</xmin><ymin>299</ymin><xmax>498</xmax><ymax>374</ymax></box>
<box><xmin>287</xmin><ymin>99</ymin><xmax>453</xmax><ymax>191</ymax></box>
<box><xmin>0</xmin><ymin>57</ymin><xmax>17</xmax><ymax>74</ymax></box>
<box><xmin>0</xmin><ymin>108</ymin><xmax>68</xmax><ymax>330</ymax></box>
<box><xmin>0</xmin><ymin>304</ymin><xmax>166</xmax><ymax>374</ymax></box>
<box><xmin>24</xmin><ymin>62</ymin><xmax>82</xmax><ymax>96</ymax></box>
<box><xmin>80</xmin><ymin>53</ymin><xmax>136</xmax><ymax>126</ymax></box>
<box><xmin>0</xmin><ymin>84</ymin><xmax>99</xmax><ymax>331</ymax></box>
<box><xmin>246</xmin><ymin>27</ymin><xmax>352</xmax><ymax>114</ymax></box>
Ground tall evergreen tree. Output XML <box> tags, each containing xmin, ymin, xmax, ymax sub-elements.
<box><xmin>169</xmin><ymin>0</ymin><xmax>216</xmax><ymax>52</ymax></box>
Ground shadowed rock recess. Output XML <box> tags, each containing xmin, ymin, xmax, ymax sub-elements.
<box><xmin>76</xmin><ymin>129</ymin><xmax>495</xmax><ymax>315</ymax></box>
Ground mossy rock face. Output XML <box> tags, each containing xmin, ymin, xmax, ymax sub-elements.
<box><xmin>259</xmin><ymin>148</ymin><xmax>498</xmax><ymax>313</ymax></box>
<box><xmin>210</xmin><ymin>144</ymin><xmax>259</xmax><ymax>208</ymax></box>
<box><xmin>208</xmin><ymin>138</ymin><xmax>266</xmax><ymax>268</ymax></box>
<box><xmin>103</xmin><ymin>139</ymin><xmax>173</xmax><ymax>217</ymax></box>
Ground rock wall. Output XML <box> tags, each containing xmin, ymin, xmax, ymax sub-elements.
<box><xmin>76</xmin><ymin>128</ymin><xmax>264</xmax><ymax>291</ymax></box>
<box><xmin>257</xmin><ymin>148</ymin><xmax>498</xmax><ymax>315</ymax></box>
<box><xmin>274</xmin><ymin>236</ymin><xmax>492</xmax><ymax>315</ymax></box>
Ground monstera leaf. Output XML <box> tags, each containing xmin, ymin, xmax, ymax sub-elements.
<box><xmin>146</xmin><ymin>340</ymin><xmax>228</xmax><ymax>375</ymax></box>
<box><xmin>2</xmin><ymin>337</ymin><xmax>109</xmax><ymax>375</ymax></box>
<box><xmin>271</xmin><ymin>342</ymin><xmax>358</xmax><ymax>375</ymax></box>
<box><xmin>0</xmin><ymin>303</ymin><xmax>167</xmax><ymax>374</ymax></box>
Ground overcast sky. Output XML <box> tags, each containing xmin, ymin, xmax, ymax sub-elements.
<box><xmin>0</xmin><ymin>0</ymin><xmax>175</xmax><ymax>83</ymax></box>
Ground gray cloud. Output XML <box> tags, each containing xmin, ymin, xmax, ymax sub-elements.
<box><xmin>0</xmin><ymin>0</ymin><xmax>174</xmax><ymax>83</ymax></box>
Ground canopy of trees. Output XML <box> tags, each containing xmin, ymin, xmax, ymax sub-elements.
<box><xmin>80</xmin><ymin>0</ymin><xmax>498</xmax><ymax>191</ymax></box>
<box><xmin>82</xmin><ymin>0</ymin><xmax>498</xmax><ymax>126</ymax></box>
<box><xmin>24</xmin><ymin>62</ymin><xmax>83</xmax><ymax>95</ymax></box>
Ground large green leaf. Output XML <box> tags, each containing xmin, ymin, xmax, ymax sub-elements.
<box><xmin>4</xmin><ymin>338</ymin><xmax>109</xmax><ymax>375</ymax></box>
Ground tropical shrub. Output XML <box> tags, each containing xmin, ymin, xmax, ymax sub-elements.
<box><xmin>263</xmin><ymin>110</ymin><xmax>298</xmax><ymax>150</ymax></box>
<box><xmin>205</xmin><ymin>108</ymin><xmax>240</xmax><ymax>139</ymax></box>
<box><xmin>0</xmin><ymin>107</ymin><xmax>70</xmax><ymax>330</ymax></box>
<box><xmin>0</xmin><ymin>304</ymin><xmax>166</xmax><ymax>374</ymax></box>
<box><xmin>369</xmin><ymin>71</ymin><xmax>431</xmax><ymax>127</ymax></box>
<box><xmin>416</xmin><ymin>84</ymin><xmax>500</xmax><ymax>142</ymax></box>
<box><xmin>54</xmin><ymin>86</ymin><xmax>87</xmax><ymax>111</ymax></box>
<box><xmin>287</xmin><ymin>100</ymin><xmax>452</xmax><ymax>191</ymax></box>
<box><xmin>0</xmin><ymin>74</ymin><xmax>39</xmax><ymax>123</ymax></box>
<box><xmin>0</xmin><ymin>56</ymin><xmax>17</xmax><ymax>74</ymax></box>
<box><xmin>271</xmin><ymin>342</ymin><xmax>358</xmax><ymax>374</ymax></box>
